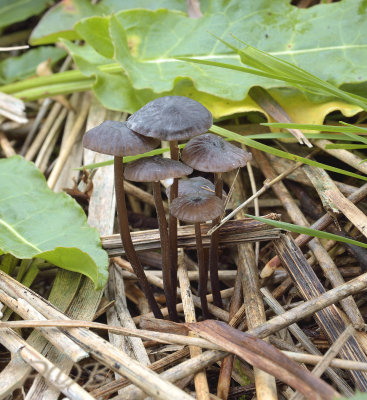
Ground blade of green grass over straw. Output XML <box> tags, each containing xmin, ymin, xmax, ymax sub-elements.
<box><xmin>246</xmin><ymin>133</ymin><xmax>359</xmax><ymax>141</ymax></box>
<box><xmin>262</xmin><ymin>123</ymin><xmax>367</xmax><ymax>134</ymax></box>
<box><xmin>245</xmin><ymin>214</ymin><xmax>367</xmax><ymax>250</ymax></box>
<box><xmin>325</xmin><ymin>144</ymin><xmax>367</xmax><ymax>150</ymax></box>
<box><xmin>79</xmin><ymin>144</ymin><xmax>186</xmax><ymax>170</ymax></box>
<box><xmin>80</xmin><ymin>129</ymin><xmax>367</xmax><ymax>171</ymax></box>
<box><xmin>210</xmin><ymin>125</ymin><xmax>367</xmax><ymax>182</ymax></box>
<box><xmin>81</xmin><ymin>125</ymin><xmax>367</xmax><ymax>179</ymax></box>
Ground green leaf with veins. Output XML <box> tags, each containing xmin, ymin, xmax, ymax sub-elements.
<box><xmin>0</xmin><ymin>156</ymin><xmax>108</xmax><ymax>289</ymax></box>
<box><xmin>102</xmin><ymin>1</ymin><xmax>367</xmax><ymax>99</ymax></box>
<box><xmin>30</xmin><ymin>0</ymin><xmax>190</xmax><ymax>45</ymax></box>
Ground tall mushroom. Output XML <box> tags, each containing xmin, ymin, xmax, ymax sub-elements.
<box><xmin>126</xmin><ymin>96</ymin><xmax>212</xmax><ymax>305</ymax></box>
<box><xmin>182</xmin><ymin>133</ymin><xmax>252</xmax><ymax>308</ymax></box>
<box><xmin>170</xmin><ymin>193</ymin><xmax>224</xmax><ymax>319</ymax></box>
<box><xmin>83</xmin><ymin>120</ymin><xmax>163</xmax><ymax>318</ymax></box>
<box><xmin>124</xmin><ymin>155</ymin><xmax>192</xmax><ymax>321</ymax></box>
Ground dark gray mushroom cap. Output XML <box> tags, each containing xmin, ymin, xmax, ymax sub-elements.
<box><xmin>166</xmin><ymin>177</ymin><xmax>227</xmax><ymax>199</ymax></box>
<box><xmin>181</xmin><ymin>133</ymin><xmax>252</xmax><ymax>172</ymax></box>
<box><xmin>126</xmin><ymin>96</ymin><xmax>213</xmax><ymax>141</ymax></box>
<box><xmin>83</xmin><ymin>120</ymin><xmax>159</xmax><ymax>157</ymax></box>
<box><xmin>124</xmin><ymin>155</ymin><xmax>193</xmax><ymax>182</ymax></box>
<box><xmin>170</xmin><ymin>194</ymin><xmax>224</xmax><ymax>223</ymax></box>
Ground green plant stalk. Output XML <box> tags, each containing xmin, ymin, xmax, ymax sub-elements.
<box><xmin>263</xmin><ymin>123</ymin><xmax>367</xmax><ymax>133</ymax></box>
<box><xmin>0</xmin><ymin>63</ymin><xmax>122</xmax><ymax>94</ymax></box>
<box><xmin>0</xmin><ymin>254</ymin><xmax>18</xmax><ymax>274</ymax></box>
<box><xmin>325</xmin><ymin>144</ymin><xmax>367</xmax><ymax>150</ymax></box>
<box><xmin>16</xmin><ymin>81</ymin><xmax>94</xmax><ymax>101</ymax></box>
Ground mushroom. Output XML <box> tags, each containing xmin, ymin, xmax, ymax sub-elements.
<box><xmin>167</xmin><ymin>176</ymin><xmax>227</xmax><ymax>199</ymax></box>
<box><xmin>83</xmin><ymin>120</ymin><xmax>163</xmax><ymax>319</ymax></box>
<box><xmin>126</xmin><ymin>96</ymin><xmax>212</xmax><ymax>307</ymax></box>
<box><xmin>170</xmin><ymin>194</ymin><xmax>224</xmax><ymax>319</ymax></box>
<box><xmin>182</xmin><ymin>133</ymin><xmax>252</xmax><ymax>308</ymax></box>
<box><xmin>124</xmin><ymin>155</ymin><xmax>193</xmax><ymax>321</ymax></box>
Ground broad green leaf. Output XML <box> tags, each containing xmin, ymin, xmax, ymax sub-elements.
<box><xmin>46</xmin><ymin>1</ymin><xmax>367</xmax><ymax>102</ymax></box>
<box><xmin>4</xmin><ymin>0</ymin><xmax>364</xmax><ymax>125</ymax></box>
<box><xmin>0</xmin><ymin>156</ymin><xmax>108</xmax><ymax>289</ymax></box>
<box><xmin>102</xmin><ymin>0</ymin><xmax>192</xmax><ymax>13</ymax></box>
<box><xmin>0</xmin><ymin>0</ymin><xmax>50</xmax><ymax>30</ymax></box>
<box><xmin>75</xmin><ymin>17</ymin><xmax>114</xmax><ymax>59</ymax></box>
<box><xmin>245</xmin><ymin>214</ymin><xmax>367</xmax><ymax>250</ymax></box>
<box><xmin>105</xmin><ymin>1</ymin><xmax>367</xmax><ymax>100</ymax></box>
<box><xmin>30</xmin><ymin>0</ymin><xmax>101</xmax><ymax>45</ymax></box>
<box><xmin>0</xmin><ymin>47</ymin><xmax>67</xmax><ymax>85</ymax></box>
<box><xmin>30</xmin><ymin>0</ymin><xmax>188</xmax><ymax>45</ymax></box>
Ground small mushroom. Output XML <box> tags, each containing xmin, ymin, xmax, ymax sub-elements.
<box><xmin>166</xmin><ymin>176</ymin><xmax>227</xmax><ymax>199</ymax></box>
<box><xmin>170</xmin><ymin>194</ymin><xmax>224</xmax><ymax>318</ymax></box>
<box><xmin>127</xmin><ymin>96</ymin><xmax>213</xmax><ymax>310</ymax></box>
<box><xmin>83</xmin><ymin>121</ymin><xmax>163</xmax><ymax>319</ymax></box>
<box><xmin>124</xmin><ymin>155</ymin><xmax>192</xmax><ymax>321</ymax></box>
<box><xmin>182</xmin><ymin>133</ymin><xmax>252</xmax><ymax>308</ymax></box>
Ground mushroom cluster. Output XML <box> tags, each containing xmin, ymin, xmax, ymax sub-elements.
<box><xmin>83</xmin><ymin>96</ymin><xmax>252</xmax><ymax>321</ymax></box>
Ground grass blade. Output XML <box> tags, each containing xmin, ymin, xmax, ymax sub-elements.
<box><xmin>244</xmin><ymin>214</ymin><xmax>367</xmax><ymax>250</ymax></box>
<box><xmin>210</xmin><ymin>125</ymin><xmax>367</xmax><ymax>182</ymax></box>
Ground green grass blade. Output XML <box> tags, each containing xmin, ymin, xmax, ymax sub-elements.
<box><xmin>80</xmin><ymin>144</ymin><xmax>186</xmax><ymax>170</ymax></box>
<box><xmin>325</xmin><ymin>144</ymin><xmax>367</xmax><ymax>150</ymax></box>
<box><xmin>176</xmin><ymin>57</ymin><xmax>297</xmax><ymax>83</ymax></box>
<box><xmin>245</xmin><ymin>214</ymin><xmax>367</xmax><ymax>250</ymax></box>
<box><xmin>210</xmin><ymin>125</ymin><xmax>367</xmax><ymax>182</ymax></box>
<box><xmin>247</xmin><ymin>133</ymin><xmax>357</xmax><ymax>141</ymax></box>
<box><xmin>262</xmin><ymin>122</ymin><xmax>367</xmax><ymax>134</ymax></box>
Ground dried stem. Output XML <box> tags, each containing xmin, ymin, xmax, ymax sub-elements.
<box><xmin>178</xmin><ymin>249</ymin><xmax>210</xmax><ymax>400</ymax></box>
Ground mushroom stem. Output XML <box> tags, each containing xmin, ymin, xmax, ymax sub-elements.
<box><xmin>169</xmin><ymin>140</ymin><xmax>179</xmax><ymax>306</ymax></box>
<box><xmin>209</xmin><ymin>172</ymin><xmax>224</xmax><ymax>308</ymax></box>
<box><xmin>153</xmin><ymin>181</ymin><xmax>179</xmax><ymax>321</ymax></box>
<box><xmin>195</xmin><ymin>222</ymin><xmax>210</xmax><ymax>319</ymax></box>
<box><xmin>114</xmin><ymin>157</ymin><xmax>163</xmax><ymax>319</ymax></box>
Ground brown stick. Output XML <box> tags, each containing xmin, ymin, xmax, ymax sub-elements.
<box><xmin>178</xmin><ymin>250</ymin><xmax>211</xmax><ymax>400</ymax></box>
<box><xmin>103</xmin><ymin>215</ymin><xmax>281</xmax><ymax>256</ymax></box>
<box><xmin>273</xmin><ymin>233</ymin><xmax>367</xmax><ymax>391</ymax></box>
<box><xmin>263</xmin><ymin>182</ymin><xmax>367</xmax><ymax>277</ymax></box>
<box><xmin>253</xmin><ymin>149</ymin><xmax>364</xmax><ymax>328</ymax></box>
<box><xmin>262</xmin><ymin>287</ymin><xmax>353</xmax><ymax>396</ymax></box>
<box><xmin>217</xmin><ymin>269</ymin><xmax>243</xmax><ymax>399</ymax></box>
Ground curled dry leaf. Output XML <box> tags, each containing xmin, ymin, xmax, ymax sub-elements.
<box><xmin>187</xmin><ymin>320</ymin><xmax>339</xmax><ymax>400</ymax></box>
